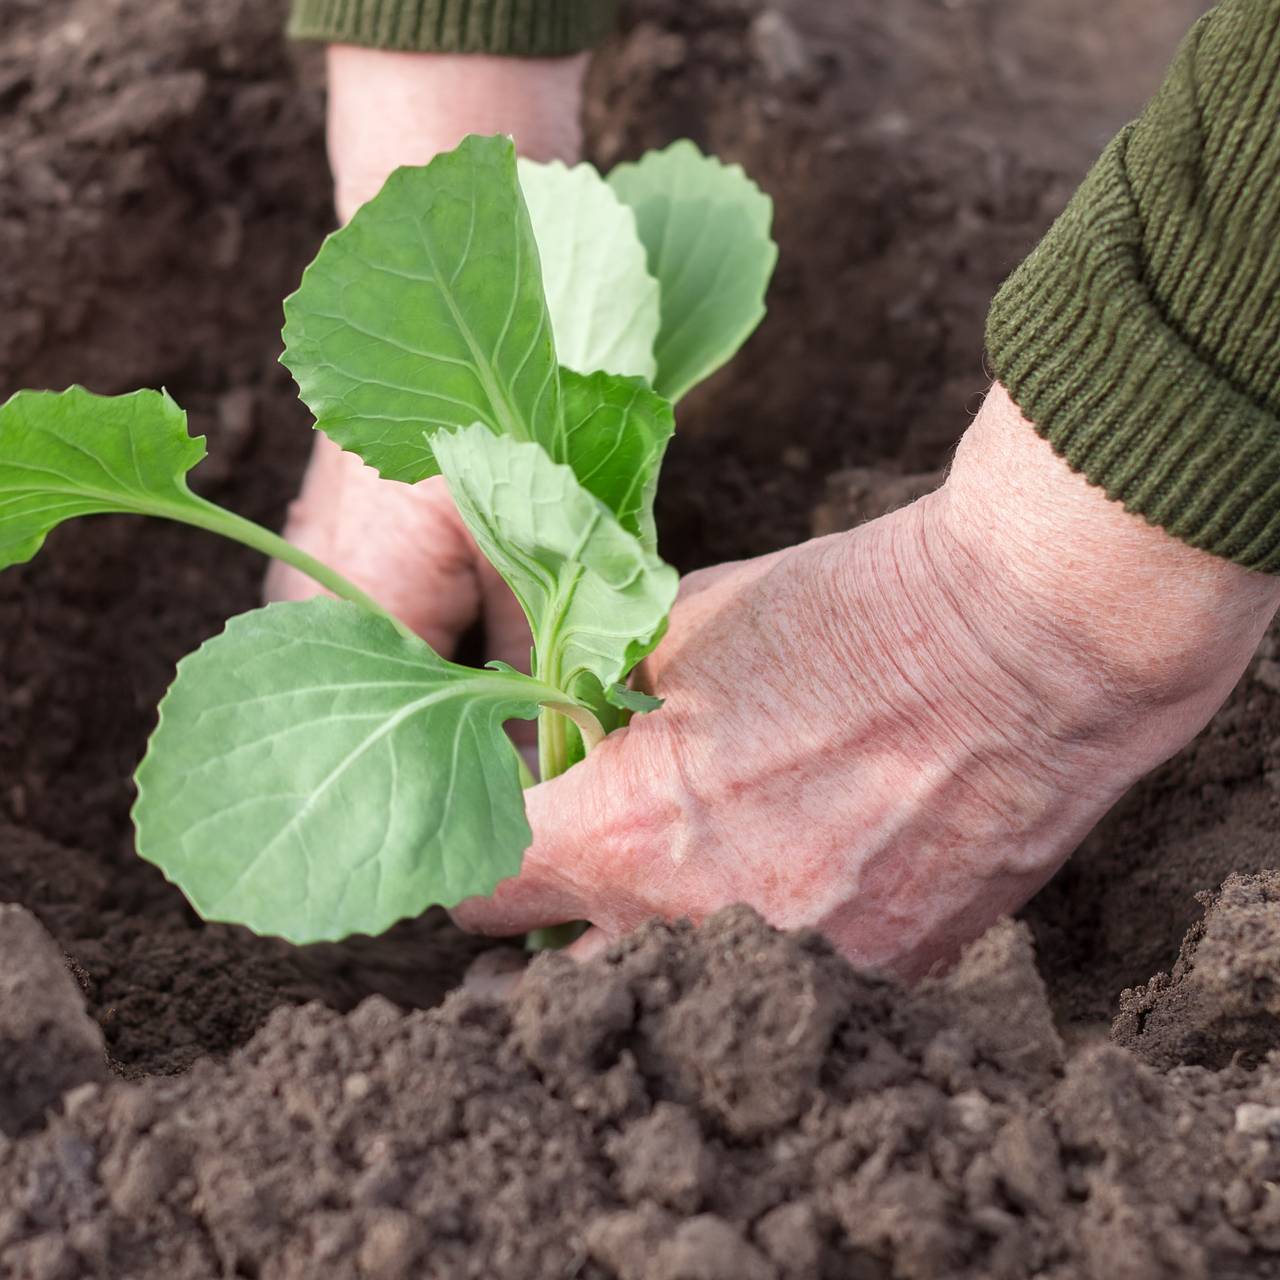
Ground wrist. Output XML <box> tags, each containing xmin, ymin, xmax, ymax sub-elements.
<box><xmin>939</xmin><ymin>383</ymin><xmax>1280</xmax><ymax>713</ymax></box>
<box><xmin>326</xmin><ymin>45</ymin><xmax>588</xmax><ymax>223</ymax></box>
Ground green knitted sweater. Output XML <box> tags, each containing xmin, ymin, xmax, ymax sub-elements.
<box><xmin>292</xmin><ymin>0</ymin><xmax>1280</xmax><ymax>571</ymax></box>
<box><xmin>987</xmin><ymin>0</ymin><xmax>1280</xmax><ymax>571</ymax></box>
<box><xmin>288</xmin><ymin>0</ymin><xmax>617</xmax><ymax>55</ymax></box>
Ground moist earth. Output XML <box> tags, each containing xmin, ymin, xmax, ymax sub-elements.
<box><xmin>5</xmin><ymin>907</ymin><xmax>1280</xmax><ymax>1279</ymax></box>
<box><xmin>4</xmin><ymin>0</ymin><xmax>1280</xmax><ymax>1275</ymax></box>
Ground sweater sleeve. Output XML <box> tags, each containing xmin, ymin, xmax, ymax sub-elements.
<box><xmin>288</xmin><ymin>0</ymin><xmax>618</xmax><ymax>56</ymax></box>
<box><xmin>985</xmin><ymin>0</ymin><xmax>1280</xmax><ymax>572</ymax></box>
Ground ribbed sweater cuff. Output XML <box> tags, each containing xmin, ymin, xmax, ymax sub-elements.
<box><xmin>986</xmin><ymin>0</ymin><xmax>1280</xmax><ymax>573</ymax></box>
<box><xmin>289</xmin><ymin>0</ymin><xmax>618</xmax><ymax>55</ymax></box>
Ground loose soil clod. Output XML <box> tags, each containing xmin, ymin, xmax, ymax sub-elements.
<box><xmin>0</xmin><ymin>904</ymin><xmax>107</xmax><ymax>1138</ymax></box>
<box><xmin>1115</xmin><ymin>871</ymin><xmax>1280</xmax><ymax>1071</ymax></box>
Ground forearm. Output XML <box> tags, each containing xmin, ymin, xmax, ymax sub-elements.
<box><xmin>942</xmin><ymin>385</ymin><xmax>1280</xmax><ymax>723</ymax></box>
<box><xmin>325</xmin><ymin>46</ymin><xmax>588</xmax><ymax>222</ymax></box>
<box><xmin>291</xmin><ymin>0</ymin><xmax>607</xmax><ymax>222</ymax></box>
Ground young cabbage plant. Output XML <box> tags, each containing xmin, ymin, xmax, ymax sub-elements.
<box><xmin>0</xmin><ymin>135</ymin><xmax>776</xmax><ymax>945</ymax></box>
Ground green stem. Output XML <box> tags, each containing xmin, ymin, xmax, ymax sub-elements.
<box><xmin>537</xmin><ymin>703</ymin><xmax>570</xmax><ymax>783</ymax></box>
<box><xmin>528</xmin><ymin>693</ymin><xmax>595</xmax><ymax>954</ymax></box>
<box><xmin>514</xmin><ymin>747</ymin><xmax>537</xmax><ymax>790</ymax></box>
<box><xmin>178</xmin><ymin>497</ymin><xmax>415</xmax><ymax>641</ymax></box>
<box><xmin>179</xmin><ymin>497</ymin><xmax>606</xmax><ymax>777</ymax></box>
<box><xmin>526</xmin><ymin>656</ymin><xmax>605</xmax><ymax>952</ymax></box>
<box><xmin>526</xmin><ymin>921</ymin><xmax>589</xmax><ymax>951</ymax></box>
<box><xmin>545</xmin><ymin>701</ymin><xmax>605</xmax><ymax>752</ymax></box>
<box><xmin>536</xmin><ymin>700</ymin><xmax>606</xmax><ymax>782</ymax></box>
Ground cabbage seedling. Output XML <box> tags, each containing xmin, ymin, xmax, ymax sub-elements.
<box><xmin>0</xmin><ymin>135</ymin><xmax>777</xmax><ymax>944</ymax></box>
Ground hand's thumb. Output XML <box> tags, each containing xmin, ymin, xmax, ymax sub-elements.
<box><xmin>450</xmin><ymin>726</ymin><xmax>630</xmax><ymax>937</ymax></box>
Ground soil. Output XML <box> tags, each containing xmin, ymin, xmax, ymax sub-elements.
<box><xmin>5</xmin><ymin>0</ymin><xmax>1280</xmax><ymax>1276</ymax></box>
<box><xmin>6</xmin><ymin>906</ymin><xmax>1280</xmax><ymax>1280</ymax></box>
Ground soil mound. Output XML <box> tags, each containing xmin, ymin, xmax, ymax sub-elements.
<box><xmin>4</xmin><ymin>907</ymin><xmax>1280</xmax><ymax>1280</ymax></box>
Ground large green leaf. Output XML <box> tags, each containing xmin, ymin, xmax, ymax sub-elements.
<box><xmin>0</xmin><ymin>386</ymin><xmax>207</xmax><ymax>569</ymax></box>
<box><xmin>608</xmin><ymin>140</ymin><xmax>778</xmax><ymax>402</ymax></box>
<box><xmin>433</xmin><ymin>425</ymin><xmax>677</xmax><ymax>695</ymax></box>
<box><xmin>560</xmin><ymin>369</ymin><xmax>674</xmax><ymax>552</ymax></box>
<box><xmin>281</xmin><ymin>134</ymin><xmax>562</xmax><ymax>484</ymax></box>
<box><xmin>134</xmin><ymin>599</ymin><xmax>553</xmax><ymax>944</ymax></box>
<box><xmin>517</xmin><ymin>158</ymin><xmax>660</xmax><ymax>382</ymax></box>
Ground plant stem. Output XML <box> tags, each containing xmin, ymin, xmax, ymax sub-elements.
<box><xmin>514</xmin><ymin>747</ymin><xmax>537</xmax><ymax>790</ymax></box>
<box><xmin>545</xmin><ymin>701</ymin><xmax>605</xmax><ymax>752</ymax></box>
<box><xmin>537</xmin><ymin>703</ymin><xmax>570</xmax><ymax>783</ymax></box>
<box><xmin>180</xmin><ymin>495</ymin><xmax>609</xmax><ymax>783</ymax></box>
<box><xmin>526</xmin><ymin>921</ymin><xmax>589</xmax><ymax>951</ymax></box>
<box><xmin>179</xmin><ymin>497</ymin><xmax>416</xmax><ymax>640</ymax></box>
<box><xmin>537</xmin><ymin>700</ymin><xmax>606</xmax><ymax>782</ymax></box>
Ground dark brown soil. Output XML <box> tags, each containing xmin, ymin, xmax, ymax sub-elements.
<box><xmin>5</xmin><ymin>0</ymin><xmax>1280</xmax><ymax>1275</ymax></box>
<box><xmin>6</xmin><ymin>905</ymin><xmax>1280</xmax><ymax>1280</ymax></box>
<box><xmin>1114</xmin><ymin>871</ymin><xmax>1280</xmax><ymax>1072</ymax></box>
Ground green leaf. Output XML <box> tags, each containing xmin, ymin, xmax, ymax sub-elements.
<box><xmin>517</xmin><ymin>157</ymin><xmax>660</xmax><ymax>382</ymax></box>
<box><xmin>617</xmin><ymin>141</ymin><xmax>775</xmax><ymax>242</ymax></box>
<box><xmin>134</xmin><ymin>599</ymin><xmax>554</xmax><ymax>944</ymax></box>
<box><xmin>0</xmin><ymin>386</ymin><xmax>206</xmax><ymax>569</ymax></box>
<box><xmin>433</xmin><ymin>425</ymin><xmax>677</xmax><ymax>695</ymax></box>
<box><xmin>606</xmin><ymin>683</ymin><xmax>664</xmax><ymax>714</ymax></box>
<box><xmin>609</xmin><ymin>140</ymin><xmax>778</xmax><ymax>403</ymax></box>
<box><xmin>0</xmin><ymin>386</ymin><xmax>421</xmax><ymax>624</ymax></box>
<box><xmin>281</xmin><ymin>134</ymin><xmax>562</xmax><ymax>484</ymax></box>
<box><xmin>560</xmin><ymin>368</ymin><xmax>674</xmax><ymax>552</ymax></box>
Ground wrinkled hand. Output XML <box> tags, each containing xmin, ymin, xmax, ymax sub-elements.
<box><xmin>267</xmin><ymin>44</ymin><xmax>587</xmax><ymax>662</ymax></box>
<box><xmin>455</xmin><ymin>386</ymin><xmax>1280</xmax><ymax>977</ymax></box>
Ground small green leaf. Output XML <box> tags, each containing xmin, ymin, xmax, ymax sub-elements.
<box><xmin>616</xmin><ymin>141</ymin><xmax>774</xmax><ymax>243</ymax></box>
<box><xmin>609</xmin><ymin>140</ymin><xmax>778</xmax><ymax>402</ymax></box>
<box><xmin>0</xmin><ymin>386</ymin><xmax>421</xmax><ymax>624</ymax></box>
<box><xmin>606</xmin><ymin>683</ymin><xmax>664</xmax><ymax>714</ymax></box>
<box><xmin>433</xmin><ymin>425</ymin><xmax>678</xmax><ymax>695</ymax></box>
<box><xmin>518</xmin><ymin>157</ymin><xmax>660</xmax><ymax>381</ymax></box>
<box><xmin>0</xmin><ymin>386</ymin><xmax>206</xmax><ymax>569</ymax></box>
<box><xmin>134</xmin><ymin>599</ymin><xmax>553</xmax><ymax>944</ymax></box>
<box><xmin>560</xmin><ymin>368</ymin><xmax>674</xmax><ymax>551</ymax></box>
<box><xmin>484</xmin><ymin>659</ymin><xmax>523</xmax><ymax>677</ymax></box>
<box><xmin>282</xmin><ymin>134</ymin><xmax>562</xmax><ymax>484</ymax></box>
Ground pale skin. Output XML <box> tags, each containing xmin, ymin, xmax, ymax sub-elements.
<box><xmin>270</xmin><ymin>46</ymin><xmax>1280</xmax><ymax>979</ymax></box>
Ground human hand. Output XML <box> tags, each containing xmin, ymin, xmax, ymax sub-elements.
<box><xmin>454</xmin><ymin>384</ymin><xmax>1280</xmax><ymax>978</ymax></box>
<box><xmin>266</xmin><ymin>44</ymin><xmax>588</xmax><ymax>662</ymax></box>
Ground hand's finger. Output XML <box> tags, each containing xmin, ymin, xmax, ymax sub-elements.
<box><xmin>477</xmin><ymin>556</ymin><xmax>539</xmax><ymax>750</ymax></box>
<box><xmin>449</xmin><ymin>843</ymin><xmax>586</xmax><ymax>937</ymax></box>
<box><xmin>564</xmin><ymin>925</ymin><xmax>612</xmax><ymax>962</ymax></box>
<box><xmin>265</xmin><ymin>438</ymin><xmax>482</xmax><ymax>657</ymax></box>
<box><xmin>461</xmin><ymin>946</ymin><xmax>527</xmax><ymax>999</ymax></box>
<box><xmin>451</xmin><ymin>729</ymin><xmax>638</xmax><ymax>936</ymax></box>
<box><xmin>459</xmin><ymin>926</ymin><xmax>611</xmax><ymax>1002</ymax></box>
<box><xmin>448</xmin><ymin>762</ymin><xmax>593</xmax><ymax>936</ymax></box>
<box><xmin>480</xmin><ymin>566</ymin><xmax>536</xmax><ymax>750</ymax></box>
<box><xmin>478</xmin><ymin>557</ymin><xmax>533</xmax><ymax>673</ymax></box>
